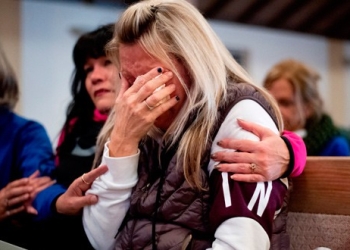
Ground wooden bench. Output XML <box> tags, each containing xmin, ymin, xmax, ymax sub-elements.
<box><xmin>287</xmin><ymin>156</ymin><xmax>350</xmax><ymax>250</ymax></box>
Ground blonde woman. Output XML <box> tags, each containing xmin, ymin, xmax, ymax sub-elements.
<box><xmin>263</xmin><ymin>59</ymin><xmax>350</xmax><ymax>156</ymax></box>
<box><xmin>83</xmin><ymin>1</ymin><xmax>298</xmax><ymax>249</ymax></box>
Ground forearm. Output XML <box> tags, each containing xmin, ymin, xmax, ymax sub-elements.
<box><xmin>19</xmin><ymin>121</ymin><xmax>56</xmax><ymax>177</ymax></box>
<box><xmin>32</xmin><ymin>183</ymin><xmax>66</xmax><ymax>220</ymax></box>
<box><xmin>83</xmin><ymin>142</ymin><xmax>139</xmax><ymax>250</ymax></box>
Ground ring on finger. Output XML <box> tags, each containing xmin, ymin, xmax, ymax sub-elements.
<box><xmin>249</xmin><ymin>163</ymin><xmax>257</xmax><ymax>174</ymax></box>
<box><xmin>81</xmin><ymin>173</ymin><xmax>90</xmax><ymax>185</ymax></box>
<box><xmin>144</xmin><ymin>99</ymin><xmax>154</xmax><ymax>111</ymax></box>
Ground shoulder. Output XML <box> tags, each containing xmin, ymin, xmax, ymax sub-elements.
<box><xmin>8</xmin><ymin>113</ymin><xmax>51</xmax><ymax>144</ymax></box>
<box><xmin>225</xmin><ymin>82</ymin><xmax>278</xmax><ymax>126</ymax></box>
<box><xmin>3</xmin><ymin>111</ymin><xmax>44</xmax><ymax>133</ymax></box>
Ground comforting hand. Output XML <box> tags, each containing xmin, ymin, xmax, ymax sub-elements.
<box><xmin>211</xmin><ymin>119</ymin><xmax>289</xmax><ymax>182</ymax></box>
<box><xmin>55</xmin><ymin>165</ymin><xmax>108</xmax><ymax>215</ymax></box>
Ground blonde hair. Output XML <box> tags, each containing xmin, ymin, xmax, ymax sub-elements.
<box><xmin>0</xmin><ymin>44</ymin><xmax>19</xmax><ymax>110</ymax></box>
<box><xmin>94</xmin><ymin>0</ymin><xmax>283</xmax><ymax>189</ymax></box>
<box><xmin>263</xmin><ymin>59</ymin><xmax>322</xmax><ymax>126</ymax></box>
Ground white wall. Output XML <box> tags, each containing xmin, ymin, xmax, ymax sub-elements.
<box><xmin>21</xmin><ymin>0</ymin><xmax>349</xmax><ymax>144</ymax></box>
<box><xmin>210</xmin><ymin>20</ymin><xmax>328</xmax><ymax>106</ymax></box>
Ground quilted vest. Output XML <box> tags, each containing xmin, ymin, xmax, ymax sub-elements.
<box><xmin>114</xmin><ymin>82</ymin><xmax>288</xmax><ymax>250</ymax></box>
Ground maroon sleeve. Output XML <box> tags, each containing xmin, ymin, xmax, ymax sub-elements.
<box><xmin>209</xmin><ymin>169</ymin><xmax>288</xmax><ymax>238</ymax></box>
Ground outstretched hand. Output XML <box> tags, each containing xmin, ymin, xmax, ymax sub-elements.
<box><xmin>55</xmin><ymin>165</ymin><xmax>108</xmax><ymax>215</ymax></box>
<box><xmin>211</xmin><ymin>119</ymin><xmax>289</xmax><ymax>182</ymax></box>
<box><xmin>0</xmin><ymin>178</ymin><xmax>30</xmax><ymax>221</ymax></box>
<box><xmin>24</xmin><ymin>170</ymin><xmax>56</xmax><ymax>215</ymax></box>
<box><xmin>0</xmin><ymin>170</ymin><xmax>55</xmax><ymax>221</ymax></box>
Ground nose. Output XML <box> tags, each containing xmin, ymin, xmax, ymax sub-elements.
<box><xmin>90</xmin><ymin>64</ymin><xmax>106</xmax><ymax>84</ymax></box>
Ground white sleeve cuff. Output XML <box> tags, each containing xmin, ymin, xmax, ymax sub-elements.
<box><xmin>102</xmin><ymin>141</ymin><xmax>140</xmax><ymax>184</ymax></box>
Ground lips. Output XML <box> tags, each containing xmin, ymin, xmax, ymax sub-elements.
<box><xmin>94</xmin><ymin>89</ymin><xmax>111</xmax><ymax>97</ymax></box>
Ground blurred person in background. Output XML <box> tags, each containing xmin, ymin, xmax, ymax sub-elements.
<box><xmin>263</xmin><ymin>59</ymin><xmax>350</xmax><ymax>156</ymax></box>
<box><xmin>0</xmin><ymin>44</ymin><xmax>55</xmax><ymax>248</ymax></box>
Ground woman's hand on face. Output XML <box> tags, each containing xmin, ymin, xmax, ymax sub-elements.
<box><xmin>211</xmin><ymin>119</ymin><xmax>289</xmax><ymax>182</ymax></box>
<box><xmin>109</xmin><ymin>67</ymin><xmax>178</xmax><ymax>157</ymax></box>
<box><xmin>55</xmin><ymin>165</ymin><xmax>108</xmax><ymax>215</ymax></box>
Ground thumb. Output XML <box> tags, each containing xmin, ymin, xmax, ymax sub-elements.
<box><xmin>81</xmin><ymin>194</ymin><xmax>99</xmax><ymax>206</ymax></box>
<box><xmin>237</xmin><ymin>119</ymin><xmax>275</xmax><ymax>139</ymax></box>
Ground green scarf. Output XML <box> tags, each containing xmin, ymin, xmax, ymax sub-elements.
<box><xmin>304</xmin><ymin>114</ymin><xmax>340</xmax><ymax>156</ymax></box>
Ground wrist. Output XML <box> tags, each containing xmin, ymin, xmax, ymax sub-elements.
<box><xmin>280</xmin><ymin>135</ymin><xmax>294</xmax><ymax>178</ymax></box>
<box><xmin>109</xmin><ymin>135</ymin><xmax>139</xmax><ymax>157</ymax></box>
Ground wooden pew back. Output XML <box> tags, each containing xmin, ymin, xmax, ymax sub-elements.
<box><xmin>289</xmin><ymin>156</ymin><xmax>350</xmax><ymax>215</ymax></box>
<box><xmin>287</xmin><ymin>156</ymin><xmax>350</xmax><ymax>250</ymax></box>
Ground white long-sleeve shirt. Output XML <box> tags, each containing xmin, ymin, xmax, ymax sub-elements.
<box><xmin>83</xmin><ymin>99</ymin><xmax>286</xmax><ymax>250</ymax></box>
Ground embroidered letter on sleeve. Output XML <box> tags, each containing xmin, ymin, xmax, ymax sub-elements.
<box><xmin>222</xmin><ymin>172</ymin><xmax>232</xmax><ymax>207</ymax></box>
<box><xmin>247</xmin><ymin>182</ymin><xmax>272</xmax><ymax>216</ymax></box>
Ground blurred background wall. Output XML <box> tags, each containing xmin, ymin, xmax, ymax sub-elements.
<box><xmin>0</xmin><ymin>0</ymin><xmax>349</xmax><ymax>145</ymax></box>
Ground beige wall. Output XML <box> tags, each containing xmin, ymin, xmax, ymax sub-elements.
<box><xmin>328</xmin><ymin>40</ymin><xmax>347</xmax><ymax>127</ymax></box>
<box><xmin>0</xmin><ymin>0</ymin><xmax>21</xmax><ymax>112</ymax></box>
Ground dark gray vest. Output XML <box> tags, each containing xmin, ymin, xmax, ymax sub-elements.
<box><xmin>114</xmin><ymin>82</ymin><xmax>287</xmax><ymax>250</ymax></box>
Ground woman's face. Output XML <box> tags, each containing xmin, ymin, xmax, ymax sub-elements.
<box><xmin>119</xmin><ymin>43</ymin><xmax>190</xmax><ymax>131</ymax></box>
<box><xmin>84</xmin><ymin>56</ymin><xmax>118</xmax><ymax>114</ymax></box>
<box><xmin>267</xmin><ymin>77</ymin><xmax>305</xmax><ymax>131</ymax></box>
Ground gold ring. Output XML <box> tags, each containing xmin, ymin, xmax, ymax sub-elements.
<box><xmin>81</xmin><ymin>173</ymin><xmax>90</xmax><ymax>185</ymax></box>
<box><xmin>144</xmin><ymin>99</ymin><xmax>154</xmax><ymax>111</ymax></box>
<box><xmin>250</xmin><ymin>163</ymin><xmax>257</xmax><ymax>174</ymax></box>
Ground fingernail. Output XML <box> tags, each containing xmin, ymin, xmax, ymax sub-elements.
<box><xmin>217</xmin><ymin>141</ymin><xmax>223</xmax><ymax>146</ymax></box>
<box><xmin>118</xmin><ymin>72</ymin><xmax>122</xmax><ymax>79</ymax></box>
<box><xmin>157</xmin><ymin>67</ymin><xmax>162</xmax><ymax>73</ymax></box>
<box><xmin>175</xmin><ymin>96</ymin><xmax>180</xmax><ymax>101</ymax></box>
<box><xmin>211</xmin><ymin>153</ymin><xmax>216</xmax><ymax>159</ymax></box>
<box><xmin>214</xmin><ymin>163</ymin><xmax>220</xmax><ymax>169</ymax></box>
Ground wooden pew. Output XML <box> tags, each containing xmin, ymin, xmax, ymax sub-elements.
<box><xmin>289</xmin><ymin>156</ymin><xmax>350</xmax><ymax>215</ymax></box>
<box><xmin>287</xmin><ymin>156</ymin><xmax>350</xmax><ymax>250</ymax></box>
